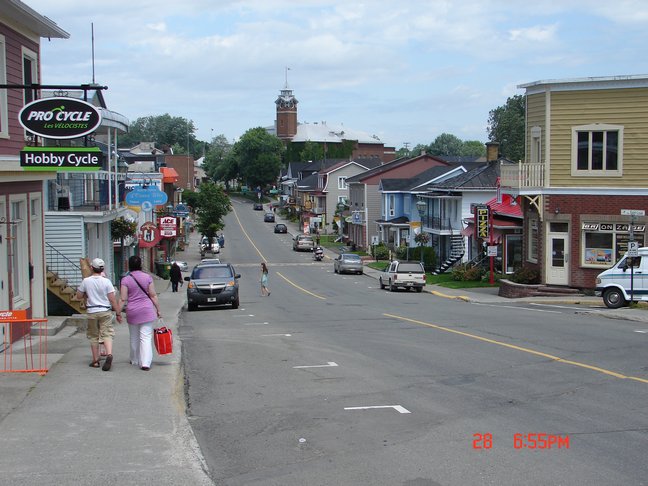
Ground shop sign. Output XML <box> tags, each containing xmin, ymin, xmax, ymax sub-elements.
<box><xmin>19</xmin><ymin>97</ymin><xmax>102</xmax><ymax>139</ymax></box>
<box><xmin>139</xmin><ymin>222</ymin><xmax>160</xmax><ymax>248</ymax></box>
<box><xmin>125</xmin><ymin>185</ymin><xmax>168</xmax><ymax>207</ymax></box>
<box><xmin>20</xmin><ymin>146</ymin><xmax>103</xmax><ymax>170</ymax></box>
<box><xmin>159</xmin><ymin>216</ymin><xmax>177</xmax><ymax>237</ymax></box>
<box><xmin>0</xmin><ymin>309</ymin><xmax>28</xmax><ymax>321</ymax></box>
<box><xmin>475</xmin><ymin>205</ymin><xmax>489</xmax><ymax>239</ymax></box>
<box><xmin>582</xmin><ymin>222</ymin><xmax>645</xmax><ymax>233</ymax></box>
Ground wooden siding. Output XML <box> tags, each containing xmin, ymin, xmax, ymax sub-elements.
<box><xmin>526</xmin><ymin>93</ymin><xmax>546</xmax><ymax>162</ymax></box>
<box><xmin>366</xmin><ymin>185</ymin><xmax>382</xmax><ymax>244</ymax></box>
<box><xmin>45</xmin><ymin>215</ymin><xmax>85</xmax><ymax>287</ymax></box>
<box><xmin>0</xmin><ymin>22</ymin><xmax>39</xmax><ymax>154</ymax></box>
<box><xmin>547</xmin><ymin>88</ymin><xmax>648</xmax><ymax>187</ymax></box>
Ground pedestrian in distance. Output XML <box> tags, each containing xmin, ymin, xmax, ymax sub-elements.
<box><xmin>260</xmin><ymin>262</ymin><xmax>270</xmax><ymax>296</ymax></box>
<box><xmin>120</xmin><ymin>255</ymin><xmax>162</xmax><ymax>371</ymax></box>
<box><xmin>218</xmin><ymin>233</ymin><xmax>225</xmax><ymax>248</ymax></box>
<box><xmin>169</xmin><ymin>262</ymin><xmax>182</xmax><ymax>292</ymax></box>
<box><xmin>76</xmin><ymin>258</ymin><xmax>122</xmax><ymax>371</ymax></box>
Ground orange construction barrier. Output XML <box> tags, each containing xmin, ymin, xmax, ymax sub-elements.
<box><xmin>1</xmin><ymin>311</ymin><xmax>48</xmax><ymax>375</ymax></box>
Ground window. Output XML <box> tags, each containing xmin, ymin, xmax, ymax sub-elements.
<box><xmin>528</xmin><ymin>218</ymin><xmax>539</xmax><ymax>263</ymax></box>
<box><xmin>337</xmin><ymin>196</ymin><xmax>347</xmax><ymax>205</ymax></box>
<box><xmin>22</xmin><ymin>47</ymin><xmax>38</xmax><ymax>105</ymax></box>
<box><xmin>337</xmin><ymin>176</ymin><xmax>347</xmax><ymax>190</ymax></box>
<box><xmin>10</xmin><ymin>199</ymin><xmax>27</xmax><ymax>306</ymax></box>
<box><xmin>572</xmin><ymin>124</ymin><xmax>623</xmax><ymax>176</ymax></box>
<box><xmin>389</xmin><ymin>195</ymin><xmax>395</xmax><ymax>217</ymax></box>
<box><xmin>0</xmin><ymin>35</ymin><xmax>7</xmax><ymax>138</ymax></box>
<box><xmin>582</xmin><ymin>222</ymin><xmax>644</xmax><ymax>267</ymax></box>
<box><xmin>530</xmin><ymin>126</ymin><xmax>541</xmax><ymax>164</ymax></box>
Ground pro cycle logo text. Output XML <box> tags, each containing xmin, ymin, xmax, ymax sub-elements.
<box><xmin>19</xmin><ymin>97</ymin><xmax>102</xmax><ymax>140</ymax></box>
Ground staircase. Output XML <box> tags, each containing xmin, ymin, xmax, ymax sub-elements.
<box><xmin>433</xmin><ymin>235</ymin><xmax>465</xmax><ymax>275</ymax></box>
<box><xmin>46</xmin><ymin>242</ymin><xmax>86</xmax><ymax>316</ymax></box>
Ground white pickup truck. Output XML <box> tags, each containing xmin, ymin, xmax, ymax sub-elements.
<box><xmin>379</xmin><ymin>260</ymin><xmax>426</xmax><ymax>292</ymax></box>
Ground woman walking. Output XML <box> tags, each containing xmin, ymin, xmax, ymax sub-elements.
<box><xmin>169</xmin><ymin>262</ymin><xmax>182</xmax><ymax>292</ymax></box>
<box><xmin>260</xmin><ymin>262</ymin><xmax>270</xmax><ymax>296</ymax></box>
<box><xmin>120</xmin><ymin>256</ymin><xmax>161</xmax><ymax>371</ymax></box>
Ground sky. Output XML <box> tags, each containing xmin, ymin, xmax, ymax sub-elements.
<box><xmin>27</xmin><ymin>0</ymin><xmax>648</xmax><ymax>150</ymax></box>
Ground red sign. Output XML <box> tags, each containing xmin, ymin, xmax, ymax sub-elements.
<box><xmin>139</xmin><ymin>222</ymin><xmax>160</xmax><ymax>248</ymax></box>
<box><xmin>0</xmin><ymin>310</ymin><xmax>28</xmax><ymax>321</ymax></box>
<box><xmin>159</xmin><ymin>216</ymin><xmax>177</xmax><ymax>238</ymax></box>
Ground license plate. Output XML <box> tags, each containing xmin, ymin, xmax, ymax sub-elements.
<box><xmin>207</xmin><ymin>297</ymin><xmax>218</xmax><ymax>302</ymax></box>
<box><xmin>406</xmin><ymin>282</ymin><xmax>413</xmax><ymax>286</ymax></box>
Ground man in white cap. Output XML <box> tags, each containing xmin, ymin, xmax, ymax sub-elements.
<box><xmin>76</xmin><ymin>258</ymin><xmax>122</xmax><ymax>371</ymax></box>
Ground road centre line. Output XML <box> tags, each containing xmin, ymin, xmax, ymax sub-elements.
<box><xmin>384</xmin><ymin>313</ymin><xmax>648</xmax><ymax>385</ymax></box>
<box><xmin>276</xmin><ymin>272</ymin><xmax>326</xmax><ymax>300</ymax></box>
<box><xmin>293</xmin><ymin>362</ymin><xmax>338</xmax><ymax>369</ymax></box>
<box><xmin>231</xmin><ymin>204</ymin><xmax>267</xmax><ymax>262</ymax></box>
<box><xmin>262</xmin><ymin>333</ymin><xmax>292</xmax><ymax>336</ymax></box>
<box><xmin>244</xmin><ymin>322</ymin><xmax>269</xmax><ymax>326</ymax></box>
<box><xmin>344</xmin><ymin>405</ymin><xmax>411</xmax><ymax>414</ymax></box>
<box><xmin>472</xmin><ymin>302</ymin><xmax>561</xmax><ymax>313</ymax></box>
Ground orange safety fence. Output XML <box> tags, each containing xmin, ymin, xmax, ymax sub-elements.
<box><xmin>1</xmin><ymin>318</ymin><xmax>49</xmax><ymax>375</ymax></box>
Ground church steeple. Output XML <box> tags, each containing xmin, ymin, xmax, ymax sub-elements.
<box><xmin>275</xmin><ymin>67</ymin><xmax>298</xmax><ymax>141</ymax></box>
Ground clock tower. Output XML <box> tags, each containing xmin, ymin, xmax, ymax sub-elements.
<box><xmin>275</xmin><ymin>83</ymin><xmax>298</xmax><ymax>142</ymax></box>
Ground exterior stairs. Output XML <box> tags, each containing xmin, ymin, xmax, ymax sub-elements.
<box><xmin>47</xmin><ymin>270</ymin><xmax>86</xmax><ymax>315</ymax></box>
<box><xmin>433</xmin><ymin>235</ymin><xmax>465</xmax><ymax>275</ymax></box>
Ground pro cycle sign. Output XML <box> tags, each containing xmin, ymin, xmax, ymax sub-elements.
<box><xmin>19</xmin><ymin>97</ymin><xmax>102</xmax><ymax>139</ymax></box>
<box><xmin>20</xmin><ymin>147</ymin><xmax>103</xmax><ymax>171</ymax></box>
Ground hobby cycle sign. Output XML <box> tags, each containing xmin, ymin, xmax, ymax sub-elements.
<box><xmin>19</xmin><ymin>97</ymin><xmax>102</xmax><ymax>139</ymax></box>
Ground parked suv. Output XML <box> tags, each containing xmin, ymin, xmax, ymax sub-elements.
<box><xmin>379</xmin><ymin>260</ymin><xmax>426</xmax><ymax>292</ymax></box>
<box><xmin>185</xmin><ymin>262</ymin><xmax>241</xmax><ymax>311</ymax></box>
<box><xmin>293</xmin><ymin>234</ymin><xmax>315</xmax><ymax>251</ymax></box>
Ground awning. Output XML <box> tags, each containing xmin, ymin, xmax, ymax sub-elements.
<box><xmin>462</xmin><ymin>217</ymin><xmax>522</xmax><ymax>241</ymax></box>
<box><xmin>160</xmin><ymin>167</ymin><xmax>179</xmax><ymax>183</ymax></box>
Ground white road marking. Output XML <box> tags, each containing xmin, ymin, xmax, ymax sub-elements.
<box><xmin>293</xmin><ymin>361</ymin><xmax>339</xmax><ymax>369</ymax></box>
<box><xmin>263</xmin><ymin>333</ymin><xmax>292</xmax><ymax>336</ymax></box>
<box><xmin>233</xmin><ymin>314</ymin><xmax>255</xmax><ymax>317</ymax></box>
<box><xmin>244</xmin><ymin>322</ymin><xmax>269</xmax><ymax>326</ymax></box>
<box><xmin>344</xmin><ymin>405</ymin><xmax>411</xmax><ymax>414</ymax></box>
<box><xmin>472</xmin><ymin>302</ymin><xmax>561</xmax><ymax>313</ymax></box>
<box><xmin>634</xmin><ymin>330</ymin><xmax>648</xmax><ymax>333</ymax></box>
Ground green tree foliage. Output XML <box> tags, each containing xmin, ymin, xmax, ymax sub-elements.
<box><xmin>299</xmin><ymin>140</ymin><xmax>325</xmax><ymax>162</ymax></box>
<box><xmin>180</xmin><ymin>189</ymin><xmax>200</xmax><ymax>211</ymax></box>
<box><xmin>429</xmin><ymin>133</ymin><xmax>464</xmax><ymax>156</ymax></box>
<box><xmin>111</xmin><ymin>217</ymin><xmax>137</xmax><ymax>240</ymax></box>
<box><xmin>487</xmin><ymin>94</ymin><xmax>525</xmax><ymax>162</ymax></box>
<box><xmin>120</xmin><ymin>114</ymin><xmax>201</xmax><ymax>158</ymax></box>
<box><xmin>461</xmin><ymin>140</ymin><xmax>487</xmax><ymax>157</ymax></box>
<box><xmin>203</xmin><ymin>134</ymin><xmax>233</xmax><ymax>181</ymax></box>
<box><xmin>194</xmin><ymin>182</ymin><xmax>231</xmax><ymax>237</ymax></box>
<box><xmin>233</xmin><ymin>127</ymin><xmax>285</xmax><ymax>189</ymax></box>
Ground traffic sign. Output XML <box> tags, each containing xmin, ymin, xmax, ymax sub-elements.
<box><xmin>628</xmin><ymin>241</ymin><xmax>640</xmax><ymax>257</ymax></box>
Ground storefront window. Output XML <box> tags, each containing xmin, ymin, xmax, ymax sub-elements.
<box><xmin>582</xmin><ymin>222</ymin><xmax>644</xmax><ymax>267</ymax></box>
<box><xmin>528</xmin><ymin>218</ymin><xmax>539</xmax><ymax>263</ymax></box>
<box><xmin>505</xmin><ymin>234</ymin><xmax>522</xmax><ymax>274</ymax></box>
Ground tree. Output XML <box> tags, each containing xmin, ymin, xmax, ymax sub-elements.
<box><xmin>194</xmin><ymin>182</ymin><xmax>231</xmax><ymax>237</ymax></box>
<box><xmin>461</xmin><ymin>140</ymin><xmax>487</xmax><ymax>157</ymax></box>
<box><xmin>487</xmin><ymin>94</ymin><xmax>525</xmax><ymax>162</ymax></box>
<box><xmin>233</xmin><ymin>127</ymin><xmax>285</xmax><ymax>189</ymax></box>
<box><xmin>429</xmin><ymin>133</ymin><xmax>464</xmax><ymax>156</ymax></box>
<box><xmin>111</xmin><ymin>217</ymin><xmax>137</xmax><ymax>274</ymax></box>
<box><xmin>203</xmin><ymin>134</ymin><xmax>233</xmax><ymax>181</ymax></box>
<box><xmin>119</xmin><ymin>114</ymin><xmax>201</xmax><ymax>158</ymax></box>
<box><xmin>299</xmin><ymin>140</ymin><xmax>324</xmax><ymax>162</ymax></box>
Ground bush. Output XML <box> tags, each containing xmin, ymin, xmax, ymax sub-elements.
<box><xmin>511</xmin><ymin>266</ymin><xmax>540</xmax><ymax>284</ymax></box>
<box><xmin>373</xmin><ymin>243</ymin><xmax>390</xmax><ymax>261</ymax></box>
<box><xmin>451</xmin><ymin>264</ymin><xmax>484</xmax><ymax>281</ymax></box>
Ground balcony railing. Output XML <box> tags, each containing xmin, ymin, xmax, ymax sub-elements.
<box><xmin>500</xmin><ymin>162</ymin><xmax>545</xmax><ymax>189</ymax></box>
<box><xmin>47</xmin><ymin>176</ymin><xmax>125</xmax><ymax>212</ymax></box>
<box><xmin>422</xmin><ymin>215</ymin><xmax>460</xmax><ymax>232</ymax></box>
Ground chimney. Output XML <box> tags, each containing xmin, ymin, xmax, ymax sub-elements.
<box><xmin>486</xmin><ymin>142</ymin><xmax>500</xmax><ymax>162</ymax></box>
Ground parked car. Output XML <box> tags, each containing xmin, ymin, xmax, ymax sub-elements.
<box><xmin>596</xmin><ymin>247</ymin><xmax>648</xmax><ymax>308</ymax></box>
<box><xmin>171</xmin><ymin>260</ymin><xmax>188</xmax><ymax>272</ymax></box>
<box><xmin>264</xmin><ymin>212</ymin><xmax>275</xmax><ymax>222</ymax></box>
<box><xmin>293</xmin><ymin>234</ymin><xmax>315</xmax><ymax>251</ymax></box>
<box><xmin>185</xmin><ymin>262</ymin><xmax>240</xmax><ymax>311</ymax></box>
<box><xmin>334</xmin><ymin>253</ymin><xmax>363</xmax><ymax>275</ymax></box>
<box><xmin>253</xmin><ymin>202</ymin><xmax>264</xmax><ymax>210</ymax></box>
<box><xmin>379</xmin><ymin>260</ymin><xmax>426</xmax><ymax>292</ymax></box>
<box><xmin>274</xmin><ymin>223</ymin><xmax>288</xmax><ymax>234</ymax></box>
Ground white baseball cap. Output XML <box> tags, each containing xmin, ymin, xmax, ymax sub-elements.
<box><xmin>91</xmin><ymin>258</ymin><xmax>105</xmax><ymax>269</ymax></box>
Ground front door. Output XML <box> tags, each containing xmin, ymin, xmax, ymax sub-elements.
<box><xmin>546</xmin><ymin>223</ymin><xmax>569</xmax><ymax>285</ymax></box>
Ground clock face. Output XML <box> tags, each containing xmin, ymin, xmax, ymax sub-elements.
<box><xmin>281</xmin><ymin>99</ymin><xmax>294</xmax><ymax>108</ymax></box>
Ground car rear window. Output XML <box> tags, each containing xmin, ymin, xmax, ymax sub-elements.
<box><xmin>398</xmin><ymin>263</ymin><xmax>425</xmax><ymax>273</ymax></box>
<box><xmin>192</xmin><ymin>266</ymin><xmax>233</xmax><ymax>279</ymax></box>
<box><xmin>343</xmin><ymin>254</ymin><xmax>361</xmax><ymax>261</ymax></box>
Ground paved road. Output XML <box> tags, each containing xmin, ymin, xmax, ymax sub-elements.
<box><xmin>181</xmin><ymin>199</ymin><xmax>648</xmax><ymax>485</ymax></box>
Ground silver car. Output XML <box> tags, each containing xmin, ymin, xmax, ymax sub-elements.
<box><xmin>293</xmin><ymin>234</ymin><xmax>315</xmax><ymax>251</ymax></box>
<box><xmin>334</xmin><ymin>253</ymin><xmax>363</xmax><ymax>275</ymax></box>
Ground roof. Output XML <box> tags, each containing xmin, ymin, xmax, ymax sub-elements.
<box><xmin>4</xmin><ymin>0</ymin><xmax>70</xmax><ymax>39</ymax></box>
<box><xmin>346</xmin><ymin>153</ymin><xmax>449</xmax><ymax>184</ymax></box>
<box><xmin>290</xmin><ymin>121</ymin><xmax>383</xmax><ymax>145</ymax></box>
<box><xmin>375</xmin><ymin>216</ymin><xmax>410</xmax><ymax>225</ymax></box>
<box><xmin>485</xmin><ymin>194</ymin><xmax>523</xmax><ymax>218</ymax></box>
<box><xmin>429</xmin><ymin>160</ymin><xmax>512</xmax><ymax>191</ymax></box>
<box><xmin>160</xmin><ymin>167</ymin><xmax>179</xmax><ymax>183</ymax></box>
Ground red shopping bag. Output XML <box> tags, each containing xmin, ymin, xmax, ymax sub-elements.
<box><xmin>153</xmin><ymin>326</ymin><xmax>173</xmax><ymax>355</ymax></box>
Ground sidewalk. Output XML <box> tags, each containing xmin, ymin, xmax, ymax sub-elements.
<box><xmin>0</xmin><ymin>240</ymin><xmax>212</xmax><ymax>485</ymax></box>
<box><xmin>274</xmin><ymin>205</ymin><xmax>648</xmax><ymax>324</ymax></box>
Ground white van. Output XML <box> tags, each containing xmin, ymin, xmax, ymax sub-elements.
<box><xmin>595</xmin><ymin>247</ymin><xmax>648</xmax><ymax>308</ymax></box>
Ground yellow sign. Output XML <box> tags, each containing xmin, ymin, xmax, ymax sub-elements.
<box><xmin>476</xmin><ymin>206</ymin><xmax>489</xmax><ymax>239</ymax></box>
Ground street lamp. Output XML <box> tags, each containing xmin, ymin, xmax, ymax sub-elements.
<box><xmin>416</xmin><ymin>199</ymin><xmax>427</xmax><ymax>265</ymax></box>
